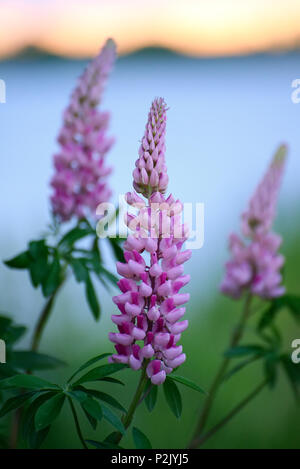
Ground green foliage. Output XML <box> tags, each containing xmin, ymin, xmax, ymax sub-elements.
<box><xmin>4</xmin><ymin>217</ymin><xmax>122</xmax><ymax>322</ymax></box>
<box><xmin>163</xmin><ymin>377</ymin><xmax>182</xmax><ymax>418</ymax></box>
<box><xmin>258</xmin><ymin>295</ymin><xmax>300</xmax><ymax>331</ymax></box>
<box><xmin>0</xmin><ymin>352</ymin><xmax>128</xmax><ymax>448</ymax></box>
<box><xmin>132</xmin><ymin>426</ymin><xmax>152</xmax><ymax>449</ymax></box>
<box><xmin>145</xmin><ymin>382</ymin><xmax>158</xmax><ymax>413</ymax></box>
<box><xmin>0</xmin><ymin>314</ymin><xmax>64</xmax><ymax>381</ymax></box>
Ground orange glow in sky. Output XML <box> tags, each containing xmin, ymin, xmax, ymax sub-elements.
<box><xmin>0</xmin><ymin>0</ymin><xmax>300</xmax><ymax>59</ymax></box>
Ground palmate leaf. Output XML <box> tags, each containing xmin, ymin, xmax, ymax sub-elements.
<box><xmin>163</xmin><ymin>377</ymin><xmax>182</xmax><ymax>419</ymax></box>
<box><xmin>75</xmin><ymin>386</ymin><xmax>126</xmax><ymax>413</ymax></box>
<box><xmin>73</xmin><ymin>363</ymin><xmax>127</xmax><ymax>386</ymax></box>
<box><xmin>132</xmin><ymin>427</ymin><xmax>152</xmax><ymax>449</ymax></box>
<box><xmin>34</xmin><ymin>393</ymin><xmax>65</xmax><ymax>431</ymax></box>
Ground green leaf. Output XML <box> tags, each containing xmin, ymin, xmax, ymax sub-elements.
<box><xmin>42</xmin><ymin>256</ymin><xmax>61</xmax><ymax>297</ymax></box>
<box><xmin>85</xmin><ymin>274</ymin><xmax>101</xmax><ymax>320</ymax></box>
<box><xmin>163</xmin><ymin>378</ymin><xmax>182</xmax><ymax>419</ymax></box>
<box><xmin>145</xmin><ymin>383</ymin><xmax>158</xmax><ymax>412</ymax></box>
<box><xmin>64</xmin><ymin>390</ymin><xmax>88</xmax><ymax>403</ymax></box>
<box><xmin>99</xmin><ymin>377</ymin><xmax>125</xmax><ymax>386</ymax></box>
<box><xmin>0</xmin><ymin>391</ymin><xmax>36</xmax><ymax>418</ymax></box>
<box><xmin>76</xmin><ymin>387</ymin><xmax>126</xmax><ymax>413</ymax></box>
<box><xmin>283</xmin><ymin>295</ymin><xmax>300</xmax><ymax>323</ymax></box>
<box><xmin>28</xmin><ymin>240</ymin><xmax>49</xmax><ymax>287</ymax></box>
<box><xmin>4</xmin><ymin>251</ymin><xmax>31</xmax><ymax>269</ymax></box>
<box><xmin>224</xmin><ymin>345</ymin><xmax>267</xmax><ymax>358</ymax></box>
<box><xmin>69</xmin><ymin>258</ymin><xmax>88</xmax><ymax>282</ymax></box>
<box><xmin>264</xmin><ymin>353</ymin><xmax>279</xmax><ymax>388</ymax></box>
<box><xmin>102</xmin><ymin>405</ymin><xmax>125</xmax><ymax>434</ymax></box>
<box><xmin>82</xmin><ymin>397</ymin><xmax>103</xmax><ymax>422</ymax></box>
<box><xmin>168</xmin><ymin>375</ymin><xmax>207</xmax><ymax>395</ymax></box>
<box><xmin>73</xmin><ymin>363</ymin><xmax>127</xmax><ymax>386</ymax></box>
<box><xmin>22</xmin><ymin>392</ymin><xmax>56</xmax><ymax>449</ymax></box>
<box><xmin>0</xmin><ymin>374</ymin><xmax>59</xmax><ymax>390</ymax></box>
<box><xmin>224</xmin><ymin>355</ymin><xmax>262</xmax><ymax>381</ymax></box>
<box><xmin>10</xmin><ymin>351</ymin><xmax>65</xmax><ymax>371</ymax></box>
<box><xmin>86</xmin><ymin>439</ymin><xmax>123</xmax><ymax>450</ymax></box>
<box><xmin>98</xmin><ymin>266</ymin><xmax>119</xmax><ymax>286</ymax></box>
<box><xmin>132</xmin><ymin>427</ymin><xmax>152</xmax><ymax>449</ymax></box>
<box><xmin>108</xmin><ymin>237</ymin><xmax>125</xmax><ymax>263</ymax></box>
<box><xmin>35</xmin><ymin>393</ymin><xmax>65</xmax><ymax>431</ymax></box>
<box><xmin>58</xmin><ymin>227</ymin><xmax>93</xmax><ymax>248</ymax></box>
<box><xmin>281</xmin><ymin>355</ymin><xmax>300</xmax><ymax>400</ymax></box>
<box><xmin>258</xmin><ymin>295</ymin><xmax>300</xmax><ymax>331</ymax></box>
<box><xmin>68</xmin><ymin>353</ymin><xmax>111</xmax><ymax>383</ymax></box>
<box><xmin>83</xmin><ymin>408</ymin><xmax>98</xmax><ymax>430</ymax></box>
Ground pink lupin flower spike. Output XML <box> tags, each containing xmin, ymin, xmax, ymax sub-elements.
<box><xmin>133</xmin><ymin>98</ymin><xmax>169</xmax><ymax>198</ymax></box>
<box><xmin>50</xmin><ymin>39</ymin><xmax>116</xmax><ymax>222</ymax></box>
<box><xmin>221</xmin><ymin>145</ymin><xmax>287</xmax><ymax>300</ymax></box>
<box><xmin>109</xmin><ymin>99</ymin><xmax>191</xmax><ymax>385</ymax></box>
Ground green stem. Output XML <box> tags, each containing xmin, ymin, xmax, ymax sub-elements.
<box><xmin>113</xmin><ymin>364</ymin><xmax>149</xmax><ymax>445</ymax></box>
<box><xmin>68</xmin><ymin>398</ymin><xmax>88</xmax><ymax>450</ymax></box>
<box><xmin>195</xmin><ymin>380</ymin><xmax>267</xmax><ymax>448</ymax></box>
<box><xmin>31</xmin><ymin>276</ymin><xmax>66</xmax><ymax>352</ymax></box>
<box><xmin>188</xmin><ymin>292</ymin><xmax>253</xmax><ymax>449</ymax></box>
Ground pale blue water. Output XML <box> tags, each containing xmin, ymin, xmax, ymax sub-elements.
<box><xmin>0</xmin><ymin>50</ymin><xmax>299</xmax><ymax>347</ymax></box>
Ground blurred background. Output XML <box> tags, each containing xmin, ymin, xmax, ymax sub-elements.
<box><xmin>0</xmin><ymin>0</ymin><xmax>300</xmax><ymax>449</ymax></box>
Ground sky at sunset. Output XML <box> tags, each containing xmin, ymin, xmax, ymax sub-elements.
<box><xmin>1</xmin><ymin>0</ymin><xmax>300</xmax><ymax>59</ymax></box>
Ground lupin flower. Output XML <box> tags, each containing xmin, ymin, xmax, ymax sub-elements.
<box><xmin>51</xmin><ymin>39</ymin><xmax>116</xmax><ymax>221</ymax></box>
<box><xmin>109</xmin><ymin>99</ymin><xmax>191</xmax><ymax>385</ymax></box>
<box><xmin>133</xmin><ymin>98</ymin><xmax>169</xmax><ymax>198</ymax></box>
<box><xmin>221</xmin><ymin>145</ymin><xmax>287</xmax><ymax>300</ymax></box>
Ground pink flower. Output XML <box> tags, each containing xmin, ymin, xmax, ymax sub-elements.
<box><xmin>221</xmin><ymin>145</ymin><xmax>287</xmax><ymax>300</ymax></box>
<box><xmin>109</xmin><ymin>99</ymin><xmax>191</xmax><ymax>385</ymax></box>
<box><xmin>51</xmin><ymin>39</ymin><xmax>116</xmax><ymax>222</ymax></box>
<box><xmin>133</xmin><ymin>98</ymin><xmax>168</xmax><ymax>198</ymax></box>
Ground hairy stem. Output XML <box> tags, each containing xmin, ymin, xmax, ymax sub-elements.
<box><xmin>188</xmin><ymin>292</ymin><xmax>253</xmax><ymax>449</ymax></box>
<box><xmin>113</xmin><ymin>364</ymin><xmax>149</xmax><ymax>445</ymax></box>
<box><xmin>195</xmin><ymin>380</ymin><xmax>267</xmax><ymax>448</ymax></box>
<box><xmin>68</xmin><ymin>398</ymin><xmax>88</xmax><ymax>449</ymax></box>
<box><xmin>31</xmin><ymin>277</ymin><xmax>66</xmax><ymax>352</ymax></box>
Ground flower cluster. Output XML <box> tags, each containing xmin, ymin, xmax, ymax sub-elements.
<box><xmin>51</xmin><ymin>39</ymin><xmax>116</xmax><ymax>221</ymax></box>
<box><xmin>133</xmin><ymin>98</ymin><xmax>169</xmax><ymax>198</ymax></box>
<box><xmin>221</xmin><ymin>145</ymin><xmax>287</xmax><ymax>299</ymax></box>
<box><xmin>109</xmin><ymin>99</ymin><xmax>191</xmax><ymax>385</ymax></box>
